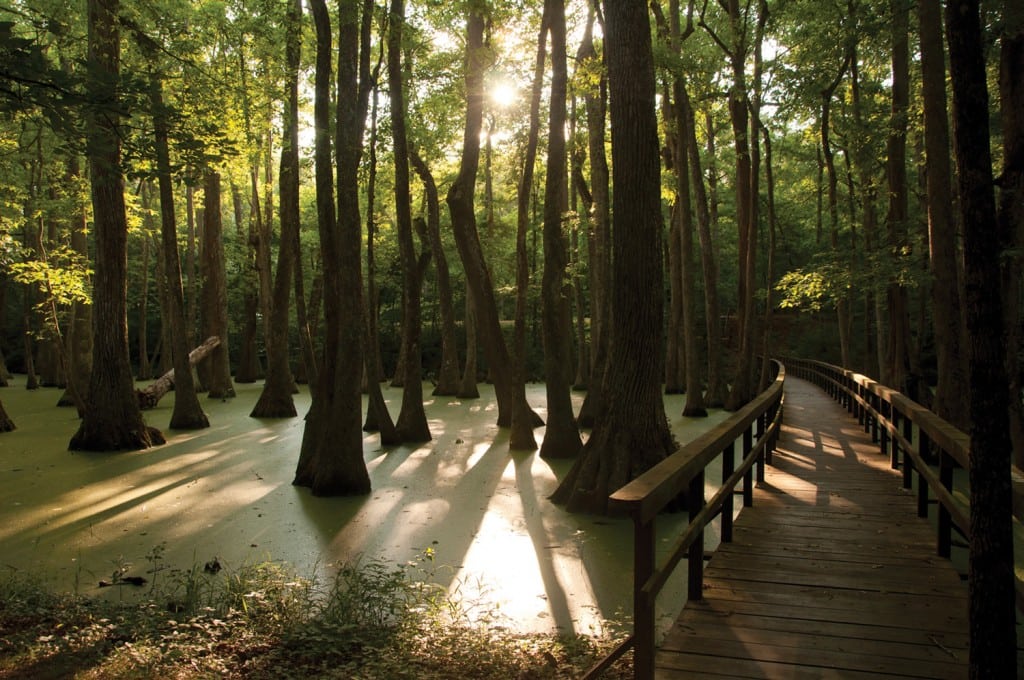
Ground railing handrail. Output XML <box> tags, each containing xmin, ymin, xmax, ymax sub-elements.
<box><xmin>785</xmin><ymin>357</ymin><xmax>1024</xmax><ymax>614</ymax></box>
<box><xmin>584</xmin><ymin>360</ymin><xmax>786</xmax><ymax>680</ymax></box>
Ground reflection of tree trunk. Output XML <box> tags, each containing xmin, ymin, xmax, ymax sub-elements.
<box><xmin>445</xmin><ymin>8</ymin><xmax>540</xmax><ymax>430</ymax></box>
<box><xmin>251</xmin><ymin>0</ymin><xmax>301</xmax><ymax>419</ymax></box>
<box><xmin>294</xmin><ymin>0</ymin><xmax>372</xmax><ymax>496</ymax></box>
<box><xmin>200</xmin><ymin>170</ymin><xmax>236</xmax><ymax>400</ymax></box>
<box><xmin>539</xmin><ymin>0</ymin><xmax>581</xmax><ymax>459</ymax></box>
<box><xmin>411</xmin><ymin>151</ymin><xmax>461</xmax><ymax>397</ymax></box>
<box><xmin>388</xmin><ymin>0</ymin><xmax>430</xmax><ymax>443</ymax></box>
<box><xmin>149</xmin><ymin>71</ymin><xmax>208</xmax><ymax>430</ymax></box>
<box><xmin>552</xmin><ymin>0</ymin><xmax>674</xmax><ymax>514</ymax></box>
<box><xmin>946</xmin><ymin>1</ymin><xmax>1015</xmax><ymax>674</ymax></box>
<box><xmin>71</xmin><ymin>0</ymin><xmax>163</xmax><ymax>451</ymax></box>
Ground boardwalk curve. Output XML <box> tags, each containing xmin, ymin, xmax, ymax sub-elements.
<box><xmin>656</xmin><ymin>376</ymin><xmax>969</xmax><ymax>678</ymax></box>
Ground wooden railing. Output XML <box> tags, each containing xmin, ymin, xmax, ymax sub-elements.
<box><xmin>786</xmin><ymin>357</ymin><xmax>1024</xmax><ymax>614</ymax></box>
<box><xmin>583</xmin><ymin>360</ymin><xmax>785</xmax><ymax>680</ymax></box>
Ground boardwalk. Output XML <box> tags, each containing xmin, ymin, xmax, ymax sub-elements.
<box><xmin>656</xmin><ymin>376</ymin><xmax>969</xmax><ymax>679</ymax></box>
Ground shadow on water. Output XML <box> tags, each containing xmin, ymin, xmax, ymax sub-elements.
<box><xmin>0</xmin><ymin>376</ymin><xmax>731</xmax><ymax>634</ymax></box>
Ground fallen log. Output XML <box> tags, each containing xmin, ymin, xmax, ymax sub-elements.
<box><xmin>136</xmin><ymin>336</ymin><xmax>220</xmax><ymax>410</ymax></box>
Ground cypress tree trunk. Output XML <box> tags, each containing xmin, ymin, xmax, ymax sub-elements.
<box><xmin>200</xmin><ymin>169</ymin><xmax>235</xmax><ymax>400</ymax></box>
<box><xmin>552</xmin><ymin>0</ymin><xmax>674</xmax><ymax>513</ymax></box>
<box><xmin>946</xmin><ymin>1</ymin><xmax>1016</xmax><ymax>675</ymax></box>
<box><xmin>149</xmin><ymin>71</ymin><xmax>208</xmax><ymax>431</ymax></box>
<box><xmin>918</xmin><ymin>0</ymin><xmax>967</xmax><ymax>426</ymax></box>
<box><xmin>294</xmin><ymin>0</ymin><xmax>373</xmax><ymax>496</ymax></box>
<box><xmin>251</xmin><ymin>0</ymin><xmax>301</xmax><ymax>419</ymax></box>
<box><xmin>538</xmin><ymin>0</ymin><xmax>581</xmax><ymax>459</ymax></box>
<box><xmin>71</xmin><ymin>0</ymin><xmax>163</xmax><ymax>451</ymax></box>
<box><xmin>445</xmin><ymin>7</ymin><xmax>541</xmax><ymax>432</ymax></box>
<box><xmin>388</xmin><ymin>0</ymin><xmax>430</xmax><ymax>443</ymax></box>
<box><xmin>410</xmin><ymin>151</ymin><xmax>461</xmax><ymax>397</ymax></box>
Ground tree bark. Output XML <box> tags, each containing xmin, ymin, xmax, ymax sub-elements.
<box><xmin>918</xmin><ymin>0</ymin><xmax>967</xmax><ymax>426</ymax></box>
<box><xmin>201</xmin><ymin>169</ymin><xmax>235</xmax><ymax>400</ymax></box>
<box><xmin>388</xmin><ymin>0</ymin><xmax>430</xmax><ymax>443</ymax></box>
<box><xmin>459</xmin><ymin>284</ymin><xmax>480</xmax><ymax>398</ymax></box>
<box><xmin>576</xmin><ymin>9</ymin><xmax>611</xmax><ymax>428</ymax></box>
<box><xmin>148</xmin><ymin>69</ymin><xmax>208</xmax><ymax>430</ymax></box>
<box><xmin>251</xmin><ymin>0</ymin><xmax>301</xmax><ymax>419</ymax></box>
<box><xmin>946</xmin><ymin>1</ymin><xmax>1016</xmax><ymax>676</ymax></box>
<box><xmin>231</xmin><ymin>181</ymin><xmax>262</xmax><ymax>383</ymax></box>
<box><xmin>71</xmin><ymin>0</ymin><xmax>163</xmax><ymax>451</ymax></box>
<box><xmin>884</xmin><ymin>0</ymin><xmax>913</xmax><ymax>394</ymax></box>
<box><xmin>59</xmin><ymin>155</ymin><xmax>93</xmax><ymax>408</ymax></box>
<box><xmin>294</xmin><ymin>0</ymin><xmax>373</xmax><ymax>496</ymax></box>
<box><xmin>136</xmin><ymin>183</ymin><xmax>153</xmax><ymax>382</ymax></box>
<box><xmin>509</xmin><ymin>5</ymin><xmax>547</xmax><ymax>451</ymax></box>
<box><xmin>999</xmin><ymin>0</ymin><xmax>1024</xmax><ymax>469</ymax></box>
<box><xmin>551</xmin><ymin>0</ymin><xmax>674</xmax><ymax>514</ymax></box>
<box><xmin>410</xmin><ymin>151</ymin><xmax>461</xmax><ymax>397</ymax></box>
<box><xmin>445</xmin><ymin>7</ymin><xmax>541</xmax><ymax>431</ymax></box>
<box><xmin>538</xmin><ymin>0</ymin><xmax>581</xmax><ymax>459</ymax></box>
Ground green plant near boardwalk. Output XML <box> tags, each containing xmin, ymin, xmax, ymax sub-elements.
<box><xmin>0</xmin><ymin>549</ymin><xmax>629</xmax><ymax>679</ymax></box>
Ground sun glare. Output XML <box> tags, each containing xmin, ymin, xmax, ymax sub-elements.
<box><xmin>490</xmin><ymin>81</ymin><xmax>518</xmax><ymax>109</ymax></box>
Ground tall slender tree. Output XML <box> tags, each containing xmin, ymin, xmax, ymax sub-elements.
<box><xmin>445</xmin><ymin>6</ymin><xmax>541</xmax><ymax>432</ymax></box>
<box><xmin>388</xmin><ymin>0</ymin><xmax>430</xmax><ymax>443</ymax></box>
<box><xmin>71</xmin><ymin>0</ymin><xmax>163</xmax><ymax>450</ymax></box>
<box><xmin>200</xmin><ymin>168</ymin><xmax>235</xmax><ymax>400</ymax></box>
<box><xmin>148</xmin><ymin>66</ymin><xmax>208</xmax><ymax>430</ymax></box>
<box><xmin>538</xmin><ymin>0</ymin><xmax>582</xmax><ymax>459</ymax></box>
<box><xmin>251</xmin><ymin>0</ymin><xmax>301</xmax><ymax>419</ymax></box>
<box><xmin>294</xmin><ymin>0</ymin><xmax>374</xmax><ymax>495</ymax></box>
<box><xmin>552</xmin><ymin>0</ymin><xmax>674</xmax><ymax>513</ymax></box>
<box><xmin>946</xmin><ymin>0</ymin><xmax>1016</xmax><ymax>675</ymax></box>
<box><xmin>918</xmin><ymin>0</ymin><xmax>966</xmax><ymax>425</ymax></box>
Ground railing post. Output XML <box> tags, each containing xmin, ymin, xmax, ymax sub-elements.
<box><xmin>870</xmin><ymin>393</ymin><xmax>879</xmax><ymax>443</ymax></box>
<box><xmin>938</xmin><ymin>448</ymin><xmax>953</xmax><ymax>558</ymax></box>
<box><xmin>633</xmin><ymin>516</ymin><xmax>656</xmax><ymax>680</ymax></box>
<box><xmin>902</xmin><ymin>417</ymin><xmax>914</xmax><ymax>489</ymax></box>
<box><xmin>687</xmin><ymin>472</ymin><xmax>705</xmax><ymax>602</ymax></box>
<box><xmin>917</xmin><ymin>432</ymin><xmax>931</xmax><ymax>518</ymax></box>
<box><xmin>756</xmin><ymin>412</ymin><xmax>767</xmax><ymax>482</ymax></box>
<box><xmin>743</xmin><ymin>427</ymin><xmax>754</xmax><ymax>507</ymax></box>
<box><xmin>890</xmin><ymin>409</ymin><xmax>901</xmax><ymax>470</ymax></box>
<box><xmin>880</xmin><ymin>398</ymin><xmax>890</xmax><ymax>458</ymax></box>
<box><xmin>722</xmin><ymin>441</ymin><xmax>735</xmax><ymax>540</ymax></box>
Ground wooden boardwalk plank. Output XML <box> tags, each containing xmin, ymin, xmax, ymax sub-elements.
<box><xmin>656</xmin><ymin>377</ymin><xmax>970</xmax><ymax>678</ymax></box>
